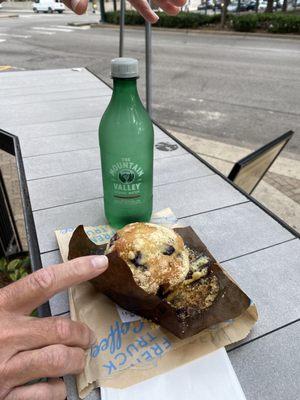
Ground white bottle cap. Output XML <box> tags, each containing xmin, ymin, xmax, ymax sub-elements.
<box><xmin>111</xmin><ymin>57</ymin><xmax>138</xmax><ymax>79</ymax></box>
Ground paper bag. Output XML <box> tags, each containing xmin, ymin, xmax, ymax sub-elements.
<box><xmin>55</xmin><ymin>209</ymin><xmax>257</xmax><ymax>398</ymax></box>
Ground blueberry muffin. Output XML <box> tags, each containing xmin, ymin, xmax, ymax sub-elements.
<box><xmin>106</xmin><ymin>223</ymin><xmax>190</xmax><ymax>294</ymax></box>
<box><xmin>165</xmin><ymin>250</ymin><xmax>219</xmax><ymax>311</ymax></box>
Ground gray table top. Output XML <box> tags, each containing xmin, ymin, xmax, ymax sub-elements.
<box><xmin>1</xmin><ymin>68</ymin><xmax>299</xmax><ymax>400</ymax></box>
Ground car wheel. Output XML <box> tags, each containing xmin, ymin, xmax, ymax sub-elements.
<box><xmin>48</xmin><ymin>7</ymin><xmax>53</xmax><ymax>13</ymax></box>
<box><xmin>58</xmin><ymin>10</ymin><xmax>63</xmax><ymax>13</ymax></box>
<box><xmin>33</xmin><ymin>7</ymin><xmax>38</xmax><ymax>12</ymax></box>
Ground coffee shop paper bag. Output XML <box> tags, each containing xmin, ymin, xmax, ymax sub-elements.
<box><xmin>55</xmin><ymin>209</ymin><xmax>257</xmax><ymax>399</ymax></box>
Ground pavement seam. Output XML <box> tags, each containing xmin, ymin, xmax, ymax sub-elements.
<box><xmin>221</xmin><ymin>237</ymin><xmax>297</xmax><ymax>263</ymax></box>
<box><xmin>228</xmin><ymin>318</ymin><xmax>300</xmax><ymax>353</ymax></box>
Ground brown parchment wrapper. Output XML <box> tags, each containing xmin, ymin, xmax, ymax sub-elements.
<box><xmin>68</xmin><ymin>225</ymin><xmax>251</xmax><ymax>339</ymax></box>
<box><xmin>55</xmin><ymin>222</ymin><xmax>258</xmax><ymax>398</ymax></box>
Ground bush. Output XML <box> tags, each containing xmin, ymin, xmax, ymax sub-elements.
<box><xmin>230</xmin><ymin>13</ymin><xmax>300</xmax><ymax>33</ymax></box>
<box><xmin>0</xmin><ymin>256</ymin><xmax>31</xmax><ymax>288</ymax></box>
<box><xmin>259</xmin><ymin>14</ymin><xmax>300</xmax><ymax>33</ymax></box>
<box><xmin>230</xmin><ymin>14</ymin><xmax>258</xmax><ymax>32</ymax></box>
<box><xmin>106</xmin><ymin>11</ymin><xmax>145</xmax><ymax>25</ymax></box>
<box><xmin>105</xmin><ymin>10</ymin><xmax>300</xmax><ymax>34</ymax></box>
<box><xmin>105</xmin><ymin>11</ymin><xmax>221</xmax><ymax>29</ymax></box>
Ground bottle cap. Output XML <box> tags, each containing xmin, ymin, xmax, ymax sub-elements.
<box><xmin>111</xmin><ymin>58</ymin><xmax>138</xmax><ymax>79</ymax></box>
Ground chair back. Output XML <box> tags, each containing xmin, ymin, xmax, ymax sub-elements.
<box><xmin>228</xmin><ymin>130</ymin><xmax>294</xmax><ymax>194</ymax></box>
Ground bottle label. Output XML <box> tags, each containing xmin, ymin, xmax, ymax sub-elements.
<box><xmin>108</xmin><ymin>157</ymin><xmax>145</xmax><ymax>203</ymax></box>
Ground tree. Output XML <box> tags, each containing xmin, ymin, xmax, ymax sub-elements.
<box><xmin>255</xmin><ymin>0</ymin><xmax>259</xmax><ymax>12</ymax></box>
<box><xmin>282</xmin><ymin>0</ymin><xmax>288</xmax><ymax>11</ymax></box>
<box><xmin>221</xmin><ymin>0</ymin><xmax>230</xmax><ymax>28</ymax></box>
<box><xmin>265</xmin><ymin>0</ymin><xmax>274</xmax><ymax>12</ymax></box>
<box><xmin>99</xmin><ymin>0</ymin><xmax>106</xmax><ymax>22</ymax></box>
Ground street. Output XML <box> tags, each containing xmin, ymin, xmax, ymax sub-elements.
<box><xmin>0</xmin><ymin>5</ymin><xmax>300</xmax><ymax>157</ymax></box>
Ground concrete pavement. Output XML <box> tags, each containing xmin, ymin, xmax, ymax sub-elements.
<box><xmin>172</xmin><ymin>130</ymin><xmax>300</xmax><ymax>232</ymax></box>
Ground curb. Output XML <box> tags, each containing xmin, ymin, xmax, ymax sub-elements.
<box><xmin>0</xmin><ymin>13</ymin><xmax>19</xmax><ymax>18</ymax></box>
<box><xmin>85</xmin><ymin>22</ymin><xmax>300</xmax><ymax>40</ymax></box>
<box><xmin>68</xmin><ymin>22</ymin><xmax>93</xmax><ymax>27</ymax></box>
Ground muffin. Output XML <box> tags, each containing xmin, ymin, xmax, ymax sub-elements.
<box><xmin>106</xmin><ymin>222</ymin><xmax>190</xmax><ymax>294</ymax></box>
<box><xmin>165</xmin><ymin>249</ymin><xmax>219</xmax><ymax>311</ymax></box>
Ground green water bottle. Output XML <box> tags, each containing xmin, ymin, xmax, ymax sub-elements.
<box><xmin>99</xmin><ymin>58</ymin><xmax>154</xmax><ymax>228</ymax></box>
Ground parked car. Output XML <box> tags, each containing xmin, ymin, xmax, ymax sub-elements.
<box><xmin>258</xmin><ymin>0</ymin><xmax>280</xmax><ymax>10</ymax></box>
<box><xmin>258</xmin><ymin>0</ymin><xmax>267</xmax><ymax>9</ymax></box>
<box><xmin>273</xmin><ymin>0</ymin><xmax>282</xmax><ymax>9</ymax></box>
<box><xmin>246</xmin><ymin>0</ymin><xmax>257</xmax><ymax>10</ymax></box>
<box><xmin>32</xmin><ymin>0</ymin><xmax>65</xmax><ymax>13</ymax></box>
<box><xmin>197</xmin><ymin>2</ymin><xmax>214</xmax><ymax>10</ymax></box>
<box><xmin>227</xmin><ymin>1</ymin><xmax>247</xmax><ymax>12</ymax></box>
<box><xmin>213</xmin><ymin>1</ymin><xmax>224</xmax><ymax>10</ymax></box>
<box><xmin>239</xmin><ymin>2</ymin><xmax>248</xmax><ymax>10</ymax></box>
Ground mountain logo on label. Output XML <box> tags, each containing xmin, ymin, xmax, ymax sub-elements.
<box><xmin>119</xmin><ymin>169</ymin><xmax>135</xmax><ymax>184</ymax></box>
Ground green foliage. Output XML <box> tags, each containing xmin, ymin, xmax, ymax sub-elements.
<box><xmin>105</xmin><ymin>10</ymin><xmax>300</xmax><ymax>33</ymax></box>
<box><xmin>0</xmin><ymin>256</ymin><xmax>31</xmax><ymax>287</ymax></box>
<box><xmin>230</xmin><ymin>14</ymin><xmax>258</xmax><ymax>32</ymax></box>
<box><xmin>105</xmin><ymin>11</ymin><xmax>221</xmax><ymax>29</ymax></box>
<box><xmin>106</xmin><ymin>10</ymin><xmax>144</xmax><ymax>25</ymax></box>
<box><xmin>230</xmin><ymin>13</ymin><xmax>300</xmax><ymax>33</ymax></box>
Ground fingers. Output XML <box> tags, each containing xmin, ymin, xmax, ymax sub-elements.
<box><xmin>5</xmin><ymin>379</ymin><xmax>66</xmax><ymax>400</ymax></box>
<box><xmin>6</xmin><ymin>345</ymin><xmax>86</xmax><ymax>388</ymax></box>
<box><xmin>167</xmin><ymin>0</ymin><xmax>186</xmax><ymax>6</ymax></box>
<box><xmin>7</xmin><ymin>317</ymin><xmax>95</xmax><ymax>353</ymax></box>
<box><xmin>63</xmin><ymin>0</ymin><xmax>88</xmax><ymax>14</ymax></box>
<box><xmin>129</xmin><ymin>0</ymin><xmax>159</xmax><ymax>23</ymax></box>
<box><xmin>0</xmin><ymin>255</ymin><xmax>108</xmax><ymax>315</ymax></box>
<box><xmin>155</xmin><ymin>0</ymin><xmax>181</xmax><ymax>15</ymax></box>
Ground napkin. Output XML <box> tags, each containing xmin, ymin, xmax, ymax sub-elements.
<box><xmin>101</xmin><ymin>348</ymin><xmax>246</xmax><ymax>400</ymax></box>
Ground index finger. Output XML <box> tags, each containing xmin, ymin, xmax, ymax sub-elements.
<box><xmin>129</xmin><ymin>0</ymin><xmax>159</xmax><ymax>23</ymax></box>
<box><xmin>0</xmin><ymin>255</ymin><xmax>108</xmax><ymax>315</ymax></box>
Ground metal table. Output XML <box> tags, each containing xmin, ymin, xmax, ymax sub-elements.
<box><xmin>0</xmin><ymin>68</ymin><xmax>299</xmax><ymax>400</ymax></box>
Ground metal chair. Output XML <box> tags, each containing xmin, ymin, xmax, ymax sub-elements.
<box><xmin>228</xmin><ymin>130</ymin><xmax>294</xmax><ymax>195</ymax></box>
<box><xmin>0</xmin><ymin>168</ymin><xmax>23</xmax><ymax>257</ymax></box>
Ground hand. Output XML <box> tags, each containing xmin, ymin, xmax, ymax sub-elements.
<box><xmin>0</xmin><ymin>255</ymin><xmax>108</xmax><ymax>400</ymax></box>
<box><xmin>64</xmin><ymin>0</ymin><xmax>186</xmax><ymax>22</ymax></box>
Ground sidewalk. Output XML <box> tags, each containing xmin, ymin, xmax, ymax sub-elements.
<box><xmin>172</xmin><ymin>131</ymin><xmax>300</xmax><ymax>233</ymax></box>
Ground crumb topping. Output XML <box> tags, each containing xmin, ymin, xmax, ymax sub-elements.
<box><xmin>106</xmin><ymin>223</ymin><xmax>220</xmax><ymax>312</ymax></box>
<box><xmin>106</xmin><ymin>223</ymin><xmax>189</xmax><ymax>294</ymax></box>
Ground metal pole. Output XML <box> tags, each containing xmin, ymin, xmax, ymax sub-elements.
<box><xmin>145</xmin><ymin>1</ymin><xmax>152</xmax><ymax>117</ymax></box>
<box><xmin>119</xmin><ymin>0</ymin><xmax>125</xmax><ymax>57</ymax></box>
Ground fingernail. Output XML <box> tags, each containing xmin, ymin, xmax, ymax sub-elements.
<box><xmin>91</xmin><ymin>255</ymin><xmax>108</xmax><ymax>270</ymax></box>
